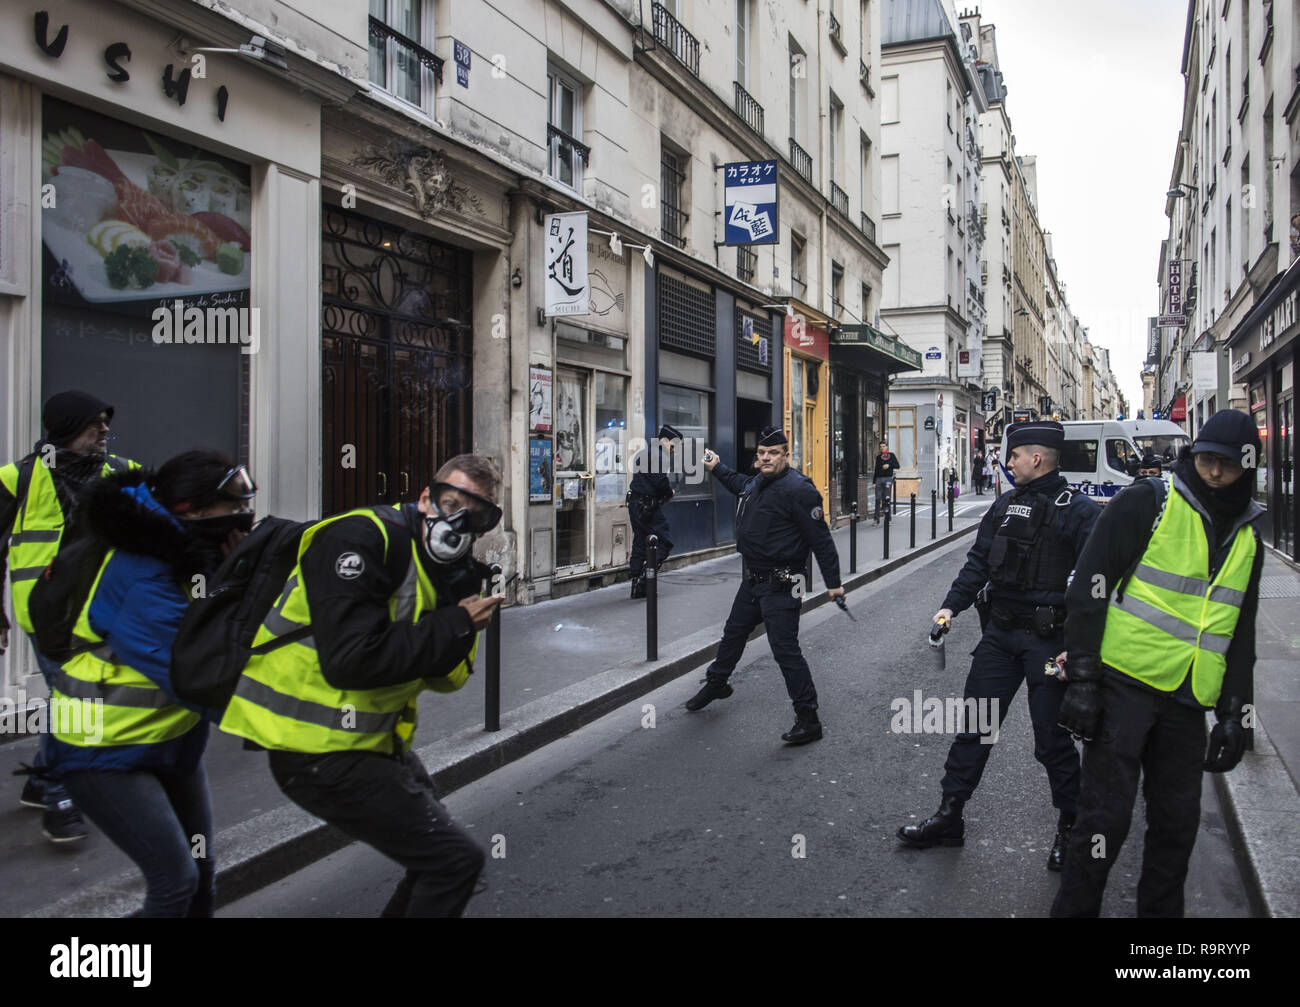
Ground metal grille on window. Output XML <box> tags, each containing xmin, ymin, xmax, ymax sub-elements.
<box><xmin>658</xmin><ymin>272</ymin><xmax>715</xmax><ymax>357</ymax></box>
<box><xmin>735</xmin><ymin>309</ymin><xmax>771</xmax><ymax>374</ymax></box>
<box><xmin>737</xmin><ymin>245</ymin><xmax>757</xmax><ymax>283</ymax></box>
<box><xmin>660</xmin><ymin>151</ymin><xmax>688</xmax><ymax>248</ymax></box>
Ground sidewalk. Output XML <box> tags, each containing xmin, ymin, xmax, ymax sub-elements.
<box><xmin>2</xmin><ymin>496</ymin><xmax>993</xmax><ymax>917</ymax></box>
<box><xmin>1215</xmin><ymin>550</ymin><xmax>1300</xmax><ymax>918</ymax></box>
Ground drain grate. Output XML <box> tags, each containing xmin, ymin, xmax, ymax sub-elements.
<box><xmin>1258</xmin><ymin>575</ymin><xmax>1300</xmax><ymax>599</ymax></box>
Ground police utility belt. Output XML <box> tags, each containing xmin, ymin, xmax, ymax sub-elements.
<box><xmin>743</xmin><ymin>564</ymin><xmax>799</xmax><ymax>589</ymax></box>
<box><xmin>979</xmin><ymin>591</ymin><xmax>1065</xmax><ymax>638</ymax></box>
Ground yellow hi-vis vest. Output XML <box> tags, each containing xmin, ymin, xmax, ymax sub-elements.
<box><xmin>1099</xmin><ymin>474</ymin><xmax>1257</xmax><ymax>707</ymax></box>
<box><xmin>50</xmin><ymin>549</ymin><xmax>200</xmax><ymax>747</ymax></box>
<box><xmin>218</xmin><ymin>507</ymin><xmax>477</xmax><ymax>756</ymax></box>
<box><xmin>0</xmin><ymin>454</ymin><xmax>138</xmax><ymax>634</ymax></box>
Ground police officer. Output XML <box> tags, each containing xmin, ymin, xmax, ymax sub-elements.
<box><xmin>1137</xmin><ymin>452</ymin><xmax>1163</xmax><ymax>479</ymax></box>
<box><xmin>897</xmin><ymin>421</ymin><xmax>1100</xmax><ymax>868</ymax></box>
<box><xmin>219</xmin><ymin>454</ymin><xmax>503</xmax><ymax>917</ymax></box>
<box><xmin>627</xmin><ymin>424</ymin><xmax>680</xmax><ymax>599</ymax></box>
<box><xmin>688</xmin><ymin>425</ymin><xmax>844</xmax><ymax>745</ymax></box>
<box><xmin>1052</xmin><ymin>412</ymin><xmax>1264</xmax><ymax>917</ymax></box>
<box><xmin>0</xmin><ymin>390</ymin><xmax>138</xmax><ymax>844</ymax></box>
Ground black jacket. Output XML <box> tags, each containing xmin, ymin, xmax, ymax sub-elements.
<box><xmin>711</xmin><ymin>461</ymin><xmax>841</xmax><ymax>589</ymax></box>
<box><xmin>1064</xmin><ymin>473</ymin><xmax>1263</xmax><ymax>713</ymax></box>
<box><xmin>297</xmin><ymin>504</ymin><xmax>480</xmax><ymax>692</ymax></box>
<box><xmin>872</xmin><ymin>453</ymin><xmax>901</xmax><ymax>480</ymax></box>
<box><xmin>941</xmin><ymin>469</ymin><xmax>1100</xmax><ymax>614</ymax></box>
<box><xmin>629</xmin><ymin>443</ymin><xmax>673</xmax><ymax>501</ymax></box>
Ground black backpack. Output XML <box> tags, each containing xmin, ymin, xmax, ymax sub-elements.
<box><xmin>27</xmin><ymin>532</ymin><xmax>111</xmax><ymax>663</ymax></box>
<box><xmin>169</xmin><ymin>516</ymin><xmax>312</xmax><ymax>712</ymax></box>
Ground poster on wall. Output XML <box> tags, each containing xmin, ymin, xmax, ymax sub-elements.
<box><xmin>553</xmin><ymin>373</ymin><xmax>586</xmax><ymax>471</ymax></box>
<box><xmin>40</xmin><ymin>96</ymin><xmax>252</xmax><ymax>467</ymax></box>
<box><xmin>529</xmin><ymin>365</ymin><xmax>553</xmax><ymax>431</ymax></box>
<box><xmin>529</xmin><ymin>438</ymin><xmax>553</xmax><ymax>502</ymax></box>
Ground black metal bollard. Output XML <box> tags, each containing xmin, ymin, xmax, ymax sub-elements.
<box><xmin>910</xmin><ymin>493</ymin><xmax>917</xmax><ymax>549</ymax></box>
<box><xmin>883</xmin><ymin>505</ymin><xmax>891</xmax><ymax>560</ymax></box>
<box><xmin>892</xmin><ymin>478</ymin><xmax>898</xmax><ymax>515</ymax></box>
<box><xmin>646</xmin><ymin>534</ymin><xmax>659</xmax><ymax>661</ymax></box>
<box><xmin>931</xmin><ymin>489</ymin><xmax>937</xmax><ymax>540</ymax></box>
<box><xmin>485</xmin><ymin>563</ymin><xmax>502</xmax><ymax>732</ymax></box>
<box><xmin>948</xmin><ymin>487</ymin><xmax>954</xmax><ymax>532</ymax></box>
<box><xmin>849</xmin><ymin>500</ymin><xmax>859</xmax><ymax>574</ymax></box>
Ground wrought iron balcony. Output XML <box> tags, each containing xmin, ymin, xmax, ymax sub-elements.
<box><xmin>860</xmin><ymin>60</ymin><xmax>873</xmax><ymax>95</ymax></box>
<box><xmin>788</xmin><ymin>138</ymin><xmax>813</xmax><ymax>186</ymax></box>
<box><xmin>733</xmin><ymin>81</ymin><xmax>765</xmax><ymax>138</ymax></box>
<box><xmin>661</xmin><ymin>204</ymin><xmax>689</xmax><ymax>249</ymax></box>
<box><xmin>369</xmin><ymin>16</ymin><xmax>444</xmax><ymax>84</ymax></box>
<box><xmin>651</xmin><ymin>2</ymin><xmax>700</xmax><ymax>77</ymax></box>
<box><xmin>860</xmin><ymin>212</ymin><xmax>876</xmax><ymax>244</ymax></box>
<box><xmin>830</xmin><ymin>181</ymin><xmax>849</xmax><ymax>218</ymax></box>
<box><xmin>829</xmin><ymin>11</ymin><xmax>843</xmax><ymax>46</ymax></box>
<box><xmin>547</xmin><ymin>123</ymin><xmax>590</xmax><ymax>165</ymax></box>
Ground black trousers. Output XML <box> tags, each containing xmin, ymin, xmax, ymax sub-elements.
<box><xmin>269</xmin><ymin>748</ymin><xmax>486</xmax><ymax>918</ymax></box>
<box><xmin>939</xmin><ymin>623</ymin><xmax>1080</xmax><ymax>812</ymax></box>
<box><xmin>629</xmin><ymin>504</ymin><xmax>672</xmax><ymax>578</ymax></box>
<box><xmin>705</xmin><ymin>579</ymin><xmax>817</xmax><ymax>711</ymax></box>
<box><xmin>1051</xmin><ymin>675</ymin><xmax>1207</xmax><ymax>918</ymax></box>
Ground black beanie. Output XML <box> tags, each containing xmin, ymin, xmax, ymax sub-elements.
<box><xmin>42</xmin><ymin>390</ymin><xmax>114</xmax><ymax>447</ymax></box>
<box><xmin>1191</xmin><ymin>409</ymin><xmax>1261</xmax><ymax>467</ymax></box>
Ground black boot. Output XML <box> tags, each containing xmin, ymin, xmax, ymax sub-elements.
<box><xmin>1048</xmin><ymin>813</ymin><xmax>1075</xmax><ymax>872</ymax></box>
<box><xmin>685</xmin><ymin>678</ymin><xmax>733</xmax><ymax>711</ymax></box>
<box><xmin>781</xmin><ymin>707</ymin><xmax>823</xmax><ymax>745</ymax></box>
<box><xmin>897</xmin><ymin>794</ymin><xmax>966</xmax><ymax>848</ymax></box>
<box><xmin>630</xmin><ymin>576</ymin><xmax>646</xmax><ymax>599</ymax></box>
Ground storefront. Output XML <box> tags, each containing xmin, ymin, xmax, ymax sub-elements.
<box><xmin>783</xmin><ymin>313</ymin><xmax>830</xmax><ymax>506</ymax></box>
<box><xmin>1227</xmin><ymin>259</ymin><xmax>1299</xmax><ymax>561</ymax></box>
<box><xmin>1</xmin><ymin>1</ymin><xmax>328</xmax><ymax>696</ymax></box>
<box><xmin>828</xmin><ymin>324</ymin><xmax>922</xmax><ymax>523</ymax></box>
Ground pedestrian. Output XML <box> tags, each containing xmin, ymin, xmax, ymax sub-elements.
<box><xmin>897</xmin><ymin>421</ymin><xmax>1100</xmax><ymax>868</ymax></box>
<box><xmin>687</xmin><ymin>426</ymin><xmax>844</xmax><ymax>745</ymax></box>
<box><xmin>1137</xmin><ymin>451</ymin><xmax>1163</xmax><ymax>479</ymax></box>
<box><xmin>0</xmin><ymin>390</ymin><xmax>138</xmax><ymax>843</ymax></box>
<box><xmin>986</xmin><ymin>448</ymin><xmax>1000</xmax><ymax>496</ymax></box>
<box><xmin>973</xmin><ymin>447</ymin><xmax>986</xmax><ymax>496</ymax></box>
<box><xmin>1052</xmin><ymin>411</ymin><xmax>1264</xmax><ymax>917</ymax></box>
<box><xmin>626</xmin><ymin>424</ymin><xmax>680</xmax><ymax>598</ymax></box>
<box><xmin>219</xmin><ymin>454</ymin><xmax>504</xmax><ymax>917</ymax></box>
<box><xmin>43</xmin><ymin>450</ymin><xmax>254</xmax><ymax>916</ymax></box>
<box><xmin>872</xmin><ymin>440</ymin><xmax>900</xmax><ymax>524</ymax></box>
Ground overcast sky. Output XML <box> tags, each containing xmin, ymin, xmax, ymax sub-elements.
<box><xmin>974</xmin><ymin>0</ymin><xmax>1188</xmax><ymax>410</ymax></box>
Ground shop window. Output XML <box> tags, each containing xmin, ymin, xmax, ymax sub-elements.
<box><xmin>659</xmin><ymin>383</ymin><xmax>711</xmax><ymax>498</ymax></box>
<box><xmin>369</xmin><ymin>0</ymin><xmax>436</xmax><ymax>112</ymax></box>
<box><xmin>548</xmin><ymin>67</ymin><xmax>585</xmax><ymax>190</ymax></box>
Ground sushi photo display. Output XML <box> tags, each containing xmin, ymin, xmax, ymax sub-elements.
<box><xmin>41</xmin><ymin>97</ymin><xmax>252</xmax><ymax>303</ymax></box>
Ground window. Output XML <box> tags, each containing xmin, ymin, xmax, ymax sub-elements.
<box><xmin>660</xmin><ymin>141</ymin><xmax>688</xmax><ymax>248</ymax></box>
<box><xmin>1105</xmin><ymin>438</ymin><xmax>1137</xmax><ymax>475</ymax></box>
<box><xmin>860</xmin><ymin>133</ymin><xmax>872</xmax><ymax>213</ymax></box>
<box><xmin>888</xmin><ymin>405</ymin><xmax>916</xmax><ymax>469</ymax></box>
<box><xmin>737</xmin><ymin>0</ymin><xmax>750</xmax><ymax>88</ymax></box>
<box><xmin>829</xmin><ymin>92</ymin><xmax>843</xmax><ymax>183</ymax></box>
<box><xmin>946</xmin><ymin>80</ymin><xmax>953</xmax><ymax>132</ymax></box>
<box><xmin>791</xmin><ymin>232</ymin><xmax>807</xmax><ymax>295</ymax></box>
<box><xmin>831</xmin><ymin>261</ymin><xmax>844</xmax><ymax>317</ymax></box>
<box><xmin>789</xmin><ymin>37</ymin><xmax>805</xmax><ymax>143</ymax></box>
<box><xmin>861</xmin><ymin>282</ymin><xmax>872</xmax><ymax>322</ymax></box>
<box><xmin>737</xmin><ymin>245</ymin><xmax>756</xmax><ymax>283</ymax></box>
<box><xmin>882</xmin><ymin>153</ymin><xmax>899</xmax><ymax>214</ymax></box>
<box><xmin>861</xmin><ymin>0</ymin><xmax>870</xmax><ymax>59</ymax></box>
<box><xmin>548</xmin><ymin>68</ymin><xmax>584</xmax><ymax>189</ymax></box>
<box><xmin>659</xmin><ymin>383</ymin><xmax>711</xmax><ymax>498</ymax></box>
<box><xmin>1059</xmin><ymin>438</ymin><xmax>1097</xmax><ymax>473</ymax></box>
<box><xmin>369</xmin><ymin>0</ymin><xmax>436</xmax><ymax>111</ymax></box>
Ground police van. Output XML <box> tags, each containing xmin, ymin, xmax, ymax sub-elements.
<box><xmin>998</xmin><ymin>419</ymin><xmax>1191</xmax><ymax>502</ymax></box>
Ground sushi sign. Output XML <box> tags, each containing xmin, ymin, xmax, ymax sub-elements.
<box><xmin>31</xmin><ymin>10</ymin><xmax>233</xmax><ymax>121</ymax></box>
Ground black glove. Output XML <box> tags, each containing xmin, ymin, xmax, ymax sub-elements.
<box><xmin>1204</xmin><ymin>696</ymin><xmax>1248</xmax><ymax>773</ymax></box>
<box><xmin>1057</xmin><ymin>653</ymin><xmax>1102</xmax><ymax>742</ymax></box>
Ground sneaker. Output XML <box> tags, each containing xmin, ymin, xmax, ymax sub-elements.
<box><xmin>43</xmin><ymin>800</ymin><xmax>89</xmax><ymax>843</ymax></box>
<box><xmin>19</xmin><ymin>776</ymin><xmax>45</xmax><ymax>810</ymax></box>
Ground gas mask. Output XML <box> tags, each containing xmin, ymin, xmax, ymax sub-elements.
<box><xmin>422</xmin><ymin>481</ymin><xmax>502</xmax><ymax>565</ymax></box>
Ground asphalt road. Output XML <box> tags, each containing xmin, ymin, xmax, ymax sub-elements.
<box><xmin>226</xmin><ymin>535</ymin><xmax>1253</xmax><ymax>918</ymax></box>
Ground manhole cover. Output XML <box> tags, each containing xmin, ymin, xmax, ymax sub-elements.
<box><xmin>1258</xmin><ymin>575</ymin><xmax>1300</xmax><ymax>599</ymax></box>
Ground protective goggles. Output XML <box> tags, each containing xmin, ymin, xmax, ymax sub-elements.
<box><xmin>430</xmin><ymin>481</ymin><xmax>502</xmax><ymax>534</ymax></box>
<box><xmin>216</xmin><ymin>465</ymin><xmax>258</xmax><ymax>501</ymax></box>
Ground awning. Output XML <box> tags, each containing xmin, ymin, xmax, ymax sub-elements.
<box><xmin>829</xmin><ymin>324</ymin><xmax>922</xmax><ymax>373</ymax></box>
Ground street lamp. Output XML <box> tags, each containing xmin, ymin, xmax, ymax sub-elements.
<box><xmin>1166</xmin><ymin>183</ymin><xmax>1199</xmax><ymax>200</ymax></box>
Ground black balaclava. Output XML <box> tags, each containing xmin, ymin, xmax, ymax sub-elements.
<box><xmin>1174</xmin><ymin>446</ymin><xmax>1254</xmax><ymax>541</ymax></box>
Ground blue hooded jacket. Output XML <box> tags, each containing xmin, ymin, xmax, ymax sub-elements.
<box><xmin>45</xmin><ymin>473</ymin><xmax>213</xmax><ymax>778</ymax></box>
